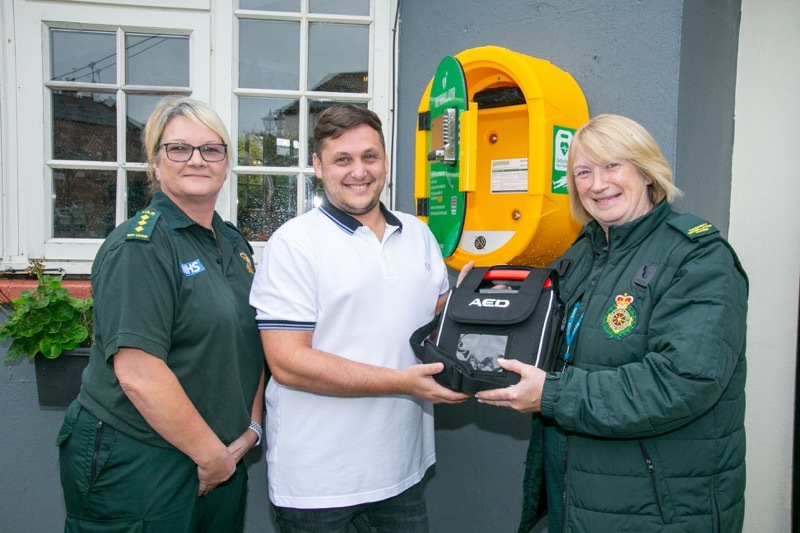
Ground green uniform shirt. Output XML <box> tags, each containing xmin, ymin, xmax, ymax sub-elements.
<box><xmin>78</xmin><ymin>191</ymin><xmax>263</xmax><ymax>448</ymax></box>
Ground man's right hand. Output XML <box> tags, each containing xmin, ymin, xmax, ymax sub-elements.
<box><xmin>403</xmin><ymin>363</ymin><xmax>471</xmax><ymax>404</ymax></box>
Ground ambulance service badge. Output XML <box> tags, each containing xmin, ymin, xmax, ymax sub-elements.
<box><xmin>603</xmin><ymin>292</ymin><xmax>637</xmax><ymax>340</ymax></box>
<box><xmin>240</xmin><ymin>252</ymin><xmax>255</xmax><ymax>275</ymax></box>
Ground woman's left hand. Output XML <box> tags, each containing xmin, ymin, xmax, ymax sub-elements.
<box><xmin>227</xmin><ymin>429</ymin><xmax>259</xmax><ymax>463</ymax></box>
<box><xmin>475</xmin><ymin>358</ymin><xmax>546</xmax><ymax>413</ymax></box>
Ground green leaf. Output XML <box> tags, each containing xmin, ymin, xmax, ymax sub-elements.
<box><xmin>3</xmin><ymin>342</ymin><xmax>26</xmax><ymax>361</ymax></box>
<box><xmin>2</xmin><ymin>260</ymin><xmax>93</xmax><ymax>359</ymax></box>
<box><xmin>39</xmin><ymin>338</ymin><xmax>63</xmax><ymax>360</ymax></box>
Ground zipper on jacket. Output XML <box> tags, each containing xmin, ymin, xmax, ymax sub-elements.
<box><xmin>639</xmin><ymin>441</ymin><xmax>672</xmax><ymax>524</ymax></box>
<box><xmin>558</xmin><ymin>239</ymin><xmax>609</xmax><ymax>529</ymax></box>
<box><xmin>563</xmin><ymin>247</ymin><xmax>608</xmax><ymax>370</ymax></box>
<box><xmin>561</xmin><ymin>435</ymin><xmax>570</xmax><ymax>531</ymax></box>
<box><xmin>91</xmin><ymin>420</ymin><xmax>104</xmax><ymax>481</ymax></box>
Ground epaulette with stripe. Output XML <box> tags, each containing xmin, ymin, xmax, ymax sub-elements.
<box><xmin>125</xmin><ymin>209</ymin><xmax>161</xmax><ymax>241</ymax></box>
<box><xmin>666</xmin><ymin>213</ymin><xmax>719</xmax><ymax>242</ymax></box>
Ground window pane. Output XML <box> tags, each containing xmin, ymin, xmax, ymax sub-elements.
<box><xmin>127</xmin><ymin>171</ymin><xmax>151</xmax><ymax>219</ymax></box>
<box><xmin>308</xmin><ymin>23</ymin><xmax>368</xmax><ymax>93</ymax></box>
<box><xmin>239</xmin><ymin>0</ymin><xmax>299</xmax><ymax>11</ymax></box>
<box><xmin>52</xmin><ymin>91</ymin><xmax>117</xmax><ymax>161</ymax></box>
<box><xmin>305</xmin><ymin>174</ymin><xmax>326</xmax><ymax>211</ymax></box>
<box><xmin>47</xmin><ymin>27</ymin><xmax>193</xmax><ymax>244</ymax></box>
<box><xmin>53</xmin><ymin>169</ymin><xmax>116</xmax><ymax>238</ymax></box>
<box><xmin>126</xmin><ymin>94</ymin><xmax>166</xmax><ymax>163</ymax></box>
<box><xmin>307</xmin><ymin>100</ymin><xmax>367</xmax><ymax>165</ymax></box>
<box><xmin>50</xmin><ymin>29</ymin><xmax>116</xmax><ymax>84</ymax></box>
<box><xmin>310</xmin><ymin>0</ymin><xmax>369</xmax><ymax>16</ymax></box>
<box><xmin>239</xmin><ymin>20</ymin><xmax>300</xmax><ymax>90</ymax></box>
<box><xmin>237</xmin><ymin>174</ymin><xmax>298</xmax><ymax>241</ymax></box>
<box><xmin>126</xmin><ymin>34</ymin><xmax>189</xmax><ymax>87</ymax></box>
<box><xmin>239</xmin><ymin>97</ymin><xmax>300</xmax><ymax>167</ymax></box>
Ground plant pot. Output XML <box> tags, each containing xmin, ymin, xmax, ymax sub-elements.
<box><xmin>34</xmin><ymin>347</ymin><xmax>90</xmax><ymax>407</ymax></box>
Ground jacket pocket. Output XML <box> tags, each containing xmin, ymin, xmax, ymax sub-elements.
<box><xmin>56</xmin><ymin>400</ymin><xmax>81</xmax><ymax>447</ymax></box>
<box><xmin>639</xmin><ymin>440</ymin><xmax>675</xmax><ymax>524</ymax></box>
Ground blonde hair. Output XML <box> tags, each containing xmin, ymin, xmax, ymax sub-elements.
<box><xmin>566</xmin><ymin>114</ymin><xmax>682</xmax><ymax>224</ymax></box>
<box><xmin>143</xmin><ymin>96</ymin><xmax>231</xmax><ymax>191</ymax></box>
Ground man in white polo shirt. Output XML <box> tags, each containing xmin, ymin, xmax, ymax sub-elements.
<box><xmin>249</xmin><ymin>104</ymin><xmax>469</xmax><ymax>532</ymax></box>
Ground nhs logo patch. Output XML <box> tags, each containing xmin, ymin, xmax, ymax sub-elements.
<box><xmin>180</xmin><ymin>259</ymin><xmax>206</xmax><ymax>277</ymax></box>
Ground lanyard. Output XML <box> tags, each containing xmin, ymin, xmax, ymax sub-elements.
<box><xmin>563</xmin><ymin>301</ymin><xmax>584</xmax><ymax>367</ymax></box>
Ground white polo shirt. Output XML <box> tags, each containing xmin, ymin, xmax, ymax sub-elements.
<box><xmin>250</xmin><ymin>202</ymin><xmax>449</xmax><ymax>509</ymax></box>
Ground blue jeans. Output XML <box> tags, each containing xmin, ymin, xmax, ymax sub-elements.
<box><xmin>273</xmin><ymin>482</ymin><xmax>428</xmax><ymax>533</ymax></box>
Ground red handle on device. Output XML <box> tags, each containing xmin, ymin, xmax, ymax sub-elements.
<box><xmin>483</xmin><ymin>268</ymin><xmax>552</xmax><ymax>288</ymax></box>
<box><xmin>484</xmin><ymin>269</ymin><xmax>529</xmax><ymax>281</ymax></box>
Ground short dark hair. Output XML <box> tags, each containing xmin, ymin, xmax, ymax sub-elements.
<box><xmin>313</xmin><ymin>104</ymin><xmax>385</xmax><ymax>158</ymax></box>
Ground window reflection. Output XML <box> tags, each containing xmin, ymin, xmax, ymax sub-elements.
<box><xmin>239</xmin><ymin>97</ymin><xmax>300</xmax><ymax>167</ymax></box>
<box><xmin>308</xmin><ymin>23</ymin><xmax>368</xmax><ymax>93</ymax></box>
<box><xmin>127</xmin><ymin>171</ymin><xmax>151</xmax><ymax>219</ymax></box>
<box><xmin>239</xmin><ymin>0</ymin><xmax>299</xmax><ymax>11</ymax></box>
<box><xmin>50</xmin><ymin>29</ymin><xmax>116</xmax><ymax>84</ymax></box>
<box><xmin>52</xmin><ymin>169</ymin><xmax>116</xmax><ymax>238</ymax></box>
<box><xmin>126</xmin><ymin>34</ymin><xmax>189</xmax><ymax>86</ymax></box>
<box><xmin>310</xmin><ymin>0</ymin><xmax>369</xmax><ymax>16</ymax></box>
<box><xmin>52</xmin><ymin>91</ymin><xmax>117</xmax><ymax>161</ymax></box>
<box><xmin>126</xmin><ymin>94</ymin><xmax>166</xmax><ymax>163</ymax></box>
<box><xmin>239</xmin><ymin>20</ymin><xmax>300</xmax><ymax>90</ymax></box>
<box><xmin>237</xmin><ymin>174</ymin><xmax>298</xmax><ymax>241</ymax></box>
<box><xmin>305</xmin><ymin>174</ymin><xmax>326</xmax><ymax>211</ymax></box>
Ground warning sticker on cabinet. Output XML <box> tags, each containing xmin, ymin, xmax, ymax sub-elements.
<box><xmin>491</xmin><ymin>158</ymin><xmax>528</xmax><ymax>193</ymax></box>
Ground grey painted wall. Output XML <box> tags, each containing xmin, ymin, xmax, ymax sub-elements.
<box><xmin>675</xmin><ymin>0</ymin><xmax>741</xmax><ymax>236</ymax></box>
<box><xmin>0</xmin><ymin>1</ymin><xmax>740</xmax><ymax>532</ymax></box>
<box><xmin>395</xmin><ymin>0</ymin><xmax>740</xmax><ymax>236</ymax></box>
<box><xmin>395</xmin><ymin>0</ymin><xmax>739</xmax><ymax>531</ymax></box>
<box><xmin>0</xmin><ymin>340</ymin><xmax>278</xmax><ymax>533</ymax></box>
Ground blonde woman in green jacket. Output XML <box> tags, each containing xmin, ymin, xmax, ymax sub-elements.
<box><xmin>476</xmin><ymin>114</ymin><xmax>748</xmax><ymax>532</ymax></box>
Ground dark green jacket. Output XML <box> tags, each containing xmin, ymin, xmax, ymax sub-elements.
<box><xmin>520</xmin><ymin>202</ymin><xmax>748</xmax><ymax>532</ymax></box>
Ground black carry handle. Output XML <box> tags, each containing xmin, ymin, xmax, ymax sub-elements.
<box><xmin>447</xmin><ymin>266</ymin><xmax>550</xmax><ymax>325</ymax></box>
<box><xmin>410</xmin><ymin>316</ymin><xmax>514</xmax><ymax>393</ymax></box>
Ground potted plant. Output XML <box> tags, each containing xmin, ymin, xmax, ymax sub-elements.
<box><xmin>0</xmin><ymin>259</ymin><xmax>93</xmax><ymax>407</ymax></box>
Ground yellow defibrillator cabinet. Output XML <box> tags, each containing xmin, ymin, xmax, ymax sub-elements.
<box><xmin>415</xmin><ymin>46</ymin><xmax>589</xmax><ymax>270</ymax></box>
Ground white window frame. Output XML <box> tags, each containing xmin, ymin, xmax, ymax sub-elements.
<box><xmin>1</xmin><ymin>0</ymin><xmax>395</xmax><ymax>274</ymax></box>
<box><xmin>7</xmin><ymin>1</ymin><xmax>211</xmax><ymax>274</ymax></box>
<box><xmin>227</xmin><ymin>0</ymin><xmax>395</xmax><ymax>261</ymax></box>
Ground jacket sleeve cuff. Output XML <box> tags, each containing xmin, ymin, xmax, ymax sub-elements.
<box><xmin>540</xmin><ymin>372</ymin><xmax>560</xmax><ymax>418</ymax></box>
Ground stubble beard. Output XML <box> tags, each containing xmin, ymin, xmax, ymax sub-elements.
<box><xmin>324</xmin><ymin>180</ymin><xmax>382</xmax><ymax>217</ymax></box>
<box><xmin>338</xmin><ymin>194</ymin><xmax>380</xmax><ymax>217</ymax></box>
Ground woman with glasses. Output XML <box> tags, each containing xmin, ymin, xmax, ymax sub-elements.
<box><xmin>475</xmin><ymin>114</ymin><xmax>748</xmax><ymax>532</ymax></box>
<box><xmin>58</xmin><ymin>96</ymin><xmax>265</xmax><ymax>532</ymax></box>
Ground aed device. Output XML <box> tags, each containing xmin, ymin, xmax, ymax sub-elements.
<box><xmin>415</xmin><ymin>46</ymin><xmax>589</xmax><ymax>270</ymax></box>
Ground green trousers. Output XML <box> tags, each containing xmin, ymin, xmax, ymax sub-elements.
<box><xmin>58</xmin><ymin>401</ymin><xmax>247</xmax><ymax>532</ymax></box>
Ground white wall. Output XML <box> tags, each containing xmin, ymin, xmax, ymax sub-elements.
<box><xmin>732</xmin><ymin>0</ymin><xmax>800</xmax><ymax>530</ymax></box>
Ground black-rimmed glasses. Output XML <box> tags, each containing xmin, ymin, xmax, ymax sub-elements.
<box><xmin>159</xmin><ymin>142</ymin><xmax>228</xmax><ymax>162</ymax></box>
